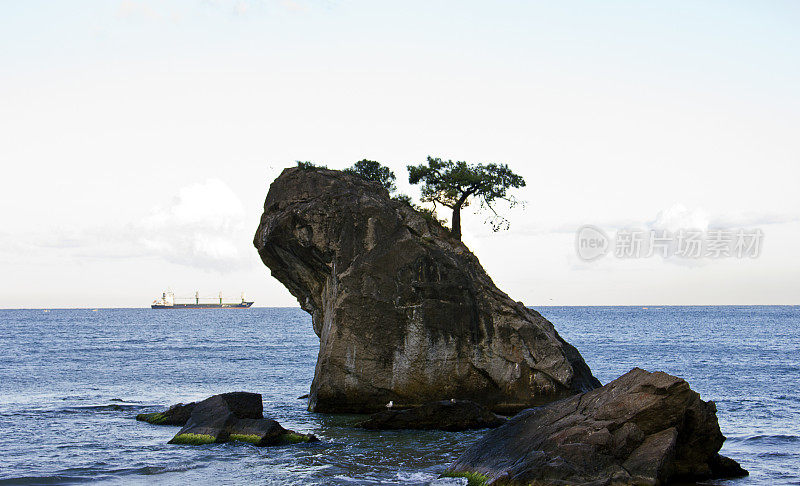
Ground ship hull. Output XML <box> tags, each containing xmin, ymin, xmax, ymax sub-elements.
<box><xmin>151</xmin><ymin>302</ymin><xmax>254</xmax><ymax>309</ymax></box>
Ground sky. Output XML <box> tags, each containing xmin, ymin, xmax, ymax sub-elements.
<box><xmin>1</xmin><ymin>0</ymin><xmax>798</xmax><ymax>308</ymax></box>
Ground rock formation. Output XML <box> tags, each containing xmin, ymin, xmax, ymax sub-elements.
<box><xmin>254</xmin><ymin>167</ymin><xmax>600</xmax><ymax>413</ymax></box>
<box><xmin>154</xmin><ymin>392</ymin><xmax>317</xmax><ymax>446</ymax></box>
<box><xmin>136</xmin><ymin>402</ymin><xmax>196</xmax><ymax>425</ymax></box>
<box><xmin>358</xmin><ymin>399</ymin><xmax>506</xmax><ymax>431</ymax></box>
<box><xmin>445</xmin><ymin>368</ymin><xmax>748</xmax><ymax>485</ymax></box>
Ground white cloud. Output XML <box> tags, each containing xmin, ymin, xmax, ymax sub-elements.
<box><xmin>137</xmin><ymin>179</ymin><xmax>249</xmax><ymax>272</ymax></box>
<box><xmin>648</xmin><ymin>203</ymin><xmax>709</xmax><ymax>232</ymax></box>
<box><xmin>117</xmin><ymin>0</ymin><xmax>162</xmax><ymax>21</ymax></box>
<box><xmin>710</xmin><ymin>211</ymin><xmax>800</xmax><ymax>229</ymax></box>
<box><xmin>0</xmin><ymin>179</ymin><xmax>252</xmax><ymax>273</ymax></box>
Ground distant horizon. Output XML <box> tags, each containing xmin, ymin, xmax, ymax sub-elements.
<box><xmin>3</xmin><ymin>303</ymin><xmax>796</xmax><ymax>310</ymax></box>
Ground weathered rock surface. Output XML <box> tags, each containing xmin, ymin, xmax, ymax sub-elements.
<box><xmin>136</xmin><ymin>402</ymin><xmax>196</xmax><ymax>425</ymax></box>
<box><xmin>164</xmin><ymin>392</ymin><xmax>317</xmax><ymax>446</ymax></box>
<box><xmin>358</xmin><ymin>399</ymin><xmax>506</xmax><ymax>431</ymax></box>
<box><xmin>445</xmin><ymin>368</ymin><xmax>748</xmax><ymax>485</ymax></box>
<box><xmin>254</xmin><ymin>167</ymin><xmax>600</xmax><ymax>413</ymax></box>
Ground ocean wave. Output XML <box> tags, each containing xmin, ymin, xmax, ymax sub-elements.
<box><xmin>727</xmin><ymin>434</ymin><xmax>800</xmax><ymax>444</ymax></box>
<box><xmin>0</xmin><ymin>476</ymin><xmax>93</xmax><ymax>485</ymax></box>
<box><xmin>61</xmin><ymin>404</ymin><xmax>147</xmax><ymax>412</ymax></box>
<box><xmin>128</xmin><ymin>464</ymin><xmax>203</xmax><ymax>476</ymax></box>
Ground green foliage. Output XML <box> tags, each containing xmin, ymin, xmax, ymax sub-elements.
<box><xmin>296</xmin><ymin>161</ymin><xmax>327</xmax><ymax>170</ymax></box>
<box><xmin>407</xmin><ymin>156</ymin><xmax>526</xmax><ymax>212</ymax></box>
<box><xmin>392</xmin><ymin>194</ymin><xmax>413</xmax><ymax>205</ymax></box>
<box><xmin>170</xmin><ymin>433</ymin><xmax>216</xmax><ymax>445</ymax></box>
<box><xmin>417</xmin><ymin>206</ymin><xmax>448</xmax><ymax>229</ymax></box>
<box><xmin>344</xmin><ymin>159</ymin><xmax>396</xmax><ymax>192</ymax></box>
<box><xmin>407</xmin><ymin>156</ymin><xmax>526</xmax><ymax>238</ymax></box>
<box><xmin>393</xmin><ymin>194</ymin><xmax>447</xmax><ymax>229</ymax></box>
<box><xmin>440</xmin><ymin>471</ymin><xmax>489</xmax><ymax>486</ymax></box>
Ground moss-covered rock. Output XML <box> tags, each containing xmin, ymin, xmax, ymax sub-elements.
<box><xmin>440</xmin><ymin>471</ymin><xmax>488</xmax><ymax>486</ymax></box>
<box><xmin>156</xmin><ymin>392</ymin><xmax>318</xmax><ymax>448</ymax></box>
<box><xmin>445</xmin><ymin>369</ymin><xmax>748</xmax><ymax>485</ymax></box>
<box><xmin>169</xmin><ymin>433</ymin><xmax>216</xmax><ymax>445</ymax></box>
<box><xmin>229</xmin><ymin>433</ymin><xmax>261</xmax><ymax>444</ymax></box>
<box><xmin>278</xmin><ymin>432</ymin><xmax>318</xmax><ymax>445</ymax></box>
<box><xmin>135</xmin><ymin>402</ymin><xmax>196</xmax><ymax>426</ymax></box>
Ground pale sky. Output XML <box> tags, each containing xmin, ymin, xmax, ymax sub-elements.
<box><xmin>1</xmin><ymin>1</ymin><xmax>798</xmax><ymax>308</ymax></box>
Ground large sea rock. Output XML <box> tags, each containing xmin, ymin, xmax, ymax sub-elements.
<box><xmin>253</xmin><ymin>167</ymin><xmax>600</xmax><ymax>413</ymax></box>
<box><xmin>445</xmin><ymin>368</ymin><xmax>748</xmax><ymax>485</ymax></box>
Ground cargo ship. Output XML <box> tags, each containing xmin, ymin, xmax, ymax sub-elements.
<box><xmin>151</xmin><ymin>290</ymin><xmax>254</xmax><ymax>309</ymax></box>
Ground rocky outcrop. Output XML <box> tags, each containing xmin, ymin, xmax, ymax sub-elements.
<box><xmin>253</xmin><ymin>167</ymin><xmax>600</xmax><ymax>413</ymax></box>
<box><xmin>358</xmin><ymin>399</ymin><xmax>506</xmax><ymax>431</ymax></box>
<box><xmin>445</xmin><ymin>368</ymin><xmax>748</xmax><ymax>485</ymax></box>
<box><xmin>136</xmin><ymin>402</ymin><xmax>196</xmax><ymax>425</ymax></box>
<box><xmin>163</xmin><ymin>392</ymin><xmax>317</xmax><ymax>446</ymax></box>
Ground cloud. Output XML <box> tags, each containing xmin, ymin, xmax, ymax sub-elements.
<box><xmin>648</xmin><ymin>204</ymin><xmax>709</xmax><ymax>232</ymax></box>
<box><xmin>512</xmin><ymin>202</ymin><xmax>797</xmax><ymax>239</ymax></box>
<box><xmin>118</xmin><ymin>0</ymin><xmax>162</xmax><ymax>21</ymax></box>
<box><xmin>137</xmin><ymin>179</ymin><xmax>250</xmax><ymax>272</ymax></box>
<box><xmin>1</xmin><ymin>179</ymin><xmax>253</xmax><ymax>273</ymax></box>
<box><xmin>709</xmin><ymin>211</ymin><xmax>800</xmax><ymax>229</ymax></box>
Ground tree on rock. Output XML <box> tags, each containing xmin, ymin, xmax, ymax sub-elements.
<box><xmin>407</xmin><ymin>156</ymin><xmax>526</xmax><ymax>241</ymax></box>
<box><xmin>345</xmin><ymin>159</ymin><xmax>396</xmax><ymax>192</ymax></box>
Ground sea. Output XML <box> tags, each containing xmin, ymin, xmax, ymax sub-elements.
<box><xmin>0</xmin><ymin>306</ymin><xmax>797</xmax><ymax>485</ymax></box>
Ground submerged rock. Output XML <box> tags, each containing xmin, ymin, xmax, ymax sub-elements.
<box><xmin>227</xmin><ymin>418</ymin><xmax>319</xmax><ymax>446</ymax></box>
<box><xmin>358</xmin><ymin>399</ymin><xmax>506</xmax><ymax>431</ymax></box>
<box><xmin>153</xmin><ymin>392</ymin><xmax>317</xmax><ymax>446</ymax></box>
<box><xmin>445</xmin><ymin>368</ymin><xmax>748</xmax><ymax>485</ymax></box>
<box><xmin>136</xmin><ymin>402</ymin><xmax>196</xmax><ymax>426</ymax></box>
<box><xmin>253</xmin><ymin>167</ymin><xmax>600</xmax><ymax>413</ymax></box>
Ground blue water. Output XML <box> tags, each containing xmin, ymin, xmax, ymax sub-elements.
<box><xmin>0</xmin><ymin>306</ymin><xmax>797</xmax><ymax>485</ymax></box>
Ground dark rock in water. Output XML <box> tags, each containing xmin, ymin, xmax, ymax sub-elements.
<box><xmin>166</xmin><ymin>392</ymin><xmax>316</xmax><ymax>446</ymax></box>
<box><xmin>445</xmin><ymin>368</ymin><xmax>748</xmax><ymax>485</ymax></box>
<box><xmin>297</xmin><ymin>394</ymin><xmax>309</xmax><ymax>399</ymax></box>
<box><xmin>168</xmin><ymin>392</ymin><xmax>262</xmax><ymax>444</ymax></box>
<box><xmin>136</xmin><ymin>402</ymin><xmax>196</xmax><ymax>426</ymax></box>
<box><xmin>358</xmin><ymin>399</ymin><xmax>506</xmax><ymax>431</ymax></box>
<box><xmin>228</xmin><ymin>418</ymin><xmax>319</xmax><ymax>446</ymax></box>
<box><xmin>253</xmin><ymin>167</ymin><xmax>600</xmax><ymax>413</ymax></box>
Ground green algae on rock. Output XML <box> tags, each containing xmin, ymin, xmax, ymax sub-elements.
<box><xmin>229</xmin><ymin>434</ymin><xmax>261</xmax><ymax>444</ymax></box>
<box><xmin>440</xmin><ymin>471</ymin><xmax>489</xmax><ymax>486</ymax></box>
<box><xmin>135</xmin><ymin>402</ymin><xmax>196</xmax><ymax>426</ymax></box>
<box><xmin>169</xmin><ymin>433</ymin><xmax>216</xmax><ymax>445</ymax></box>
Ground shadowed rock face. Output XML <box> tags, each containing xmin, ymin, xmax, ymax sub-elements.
<box><xmin>254</xmin><ymin>167</ymin><xmax>600</xmax><ymax>413</ymax></box>
<box><xmin>445</xmin><ymin>368</ymin><xmax>748</xmax><ymax>485</ymax></box>
<box><xmin>136</xmin><ymin>402</ymin><xmax>196</xmax><ymax>425</ymax></box>
<box><xmin>358</xmin><ymin>399</ymin><xmax>507</xmax><ymax>431</ymax></box>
